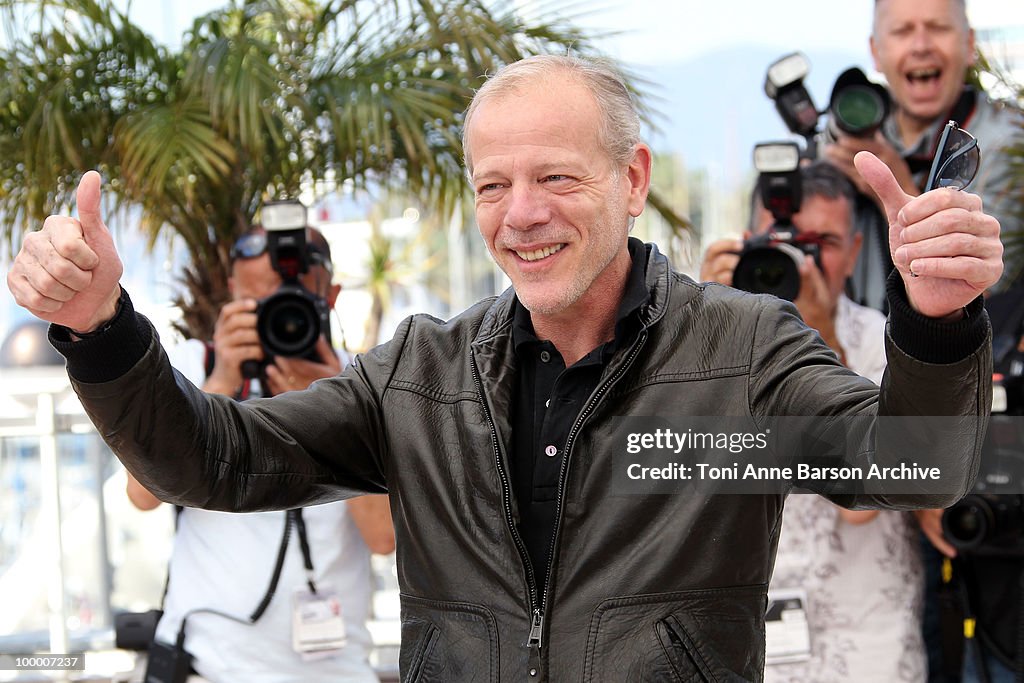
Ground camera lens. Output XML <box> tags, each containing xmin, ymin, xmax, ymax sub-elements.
<box><xmin>832</xmin><ymin>85</ymin><xmax>886</xmax><ymax>136</ymax></box>
<box><xmin>942</xmin><ymin>498</ymin><xmax>993</xmax><ymax>549</ymax></box>
<box><xmin>257</xmin><ymin>288</ymin><xmax>322</xmax><ymax>358</ymax></box>
<box><xmin>733</xmin><ymin>246</ymin><xmax>802</xmax><ymax>301</ymax></box>
<box><xmin>826</xmin><ymin>68</ymin><xmax>890</xmax><ymax>141</ymax></box>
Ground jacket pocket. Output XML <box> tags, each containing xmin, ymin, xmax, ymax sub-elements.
<box><xmin>655</xmin><ymin>614</ymin><xmax>713</xmax><ymax>682</ymax></box>
<box><xmin>401</xmin><ymin>618</ymin><xmax>440</xmax><ymax>683</ymax></box>
<box><xmin>399</xmin><ymin>594</ymin><xmax>499</xmax><ymax>683</ymax></box>
<box><xmin>583</xmin><ymin>586</ymin><xmax>764</xmax><ymax>683</ymax></box>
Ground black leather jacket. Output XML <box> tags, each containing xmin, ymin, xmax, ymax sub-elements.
<box><xmin>70</xmin><ymin>243</ymin><xmax>990</xmax><ymax>682</ymax></box>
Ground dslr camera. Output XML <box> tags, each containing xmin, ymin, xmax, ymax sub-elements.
<box><xmin>249</xmin><ymin>200</ymin><xmax>332</xmax><ymax>373</ymax></box>
<box><xmin>733</xmin><ymin>142</ymin><xmax>824</xmax><ymax>301</ymax></box>
<box><xmin>763</xmin><ymin>52</ymin><xmax>890</xmax><ymax>157</ymax></box>
<box><xmin>823</xmin><ymin>67</ymin><xmax>891</xmax><ymax>142</ymax></box>
<box><xmin>941</xmin><ymin>373</ymin><xmax>1024</xmax><ymax>557</ymax></box>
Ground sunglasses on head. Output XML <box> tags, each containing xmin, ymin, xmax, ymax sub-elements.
<box><xmin>229</xmin><ymin>231</ymin><xmax>333</xmax><ymax>276</ymax></box>
<box><xmin>924</xmin><ymin>120</ymin><xmax>981</xmax><ymax>193</ymax></box>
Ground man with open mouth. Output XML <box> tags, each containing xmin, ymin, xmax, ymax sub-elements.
<box><xmin>823</xmin><ymin>0</ymin><xmax>1022</xmax><ymax>307</ymax></box>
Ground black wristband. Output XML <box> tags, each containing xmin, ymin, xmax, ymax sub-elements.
<box><xmin>885</xmin><ymin>270</ymin><xmax>988</xmax><ymax>364</ymax></box>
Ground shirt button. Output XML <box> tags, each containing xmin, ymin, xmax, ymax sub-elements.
<box><xmin>545</xmin><ymin>445</ymin><xmax>557</xmax><ymax>457</ymax></box>
<box><xmin>539</xmin><ymin>350</ymin><xmax>551</xmax><ymax>363</ymax></box>
<box><xmin>545</xmin><ymin>399</ymin><xmax>550</xmax><ymax>408</ymax></box>
<box><xmin>529</xmin><ymin>668</ymin><xmax>538</xmax><ymax>677</ymax></box>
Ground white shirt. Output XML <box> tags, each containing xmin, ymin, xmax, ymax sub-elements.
<box><xmin>835</xmin><ymin>295</ymin><xmax>887</xmax><ymax>385</ymax></box>
<box><xmin>154</xmin><ymin>339</ymin><xmax>377</xmax><ymax>683</ymax></box>
<box><xmin>766</xmin><ymin>297</ymin><xmax>925</xmax><ymax>683</ymax></box>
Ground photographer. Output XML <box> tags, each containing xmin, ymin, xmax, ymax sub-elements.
<box><xmin>823</xmin><ymin>0</ymin><xmax>1022</xmax><ymax>303</ymax></box>
<box><xmin>125</xmin><ymin>225</ymin><xmax>394</xmax><ymax>683</ymax></box>
<box><xmin>701</xmin><ymin>161</ymin><xmax>876</xmax><ymax>371</ymax></box>
<box><xmin>701</xmin><ymin>160</ymin><xmax>926</xmax><ymax>681</ymax></box>
<box><xmin>916</xmin><ymin>285</ymin><xmax>1024</xmax><ymax>683</ymax></box>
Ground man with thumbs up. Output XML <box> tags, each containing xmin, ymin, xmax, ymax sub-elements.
<box><xmin>5</xmin><ymin>55</ymin><xmax>1004</xmax><ymax>681</ymax></box>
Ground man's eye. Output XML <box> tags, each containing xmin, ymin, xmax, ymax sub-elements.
<box><xmin>477</xmin><ymin>183</ymin><xmax>504</xmax><ymax>194</ymax></box>
<box><xmin>543</xmin><ymin>175</ymin><xmax>570</xmax><ymax>183</ymax></box>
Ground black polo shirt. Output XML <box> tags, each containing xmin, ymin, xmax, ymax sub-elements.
<box><xmin>510</xmin><ymin>238</ymin><xmax>650</xmax><ymax>594</ymax></box>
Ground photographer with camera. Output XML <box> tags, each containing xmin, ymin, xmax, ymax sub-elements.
<box><xmin>824</xmin><ymin>0</ymin><xmax>1022</xmax><ymax>300</ymax></box>
<box><xmin>915</xmin><ymin>286</ymin><xmax>1024</xmax><ymax>683</ymax></box>
<box><xmin>701</xmin><ymin>160</ymin><xmax>926</xmax><ymax>681</ymax></box>
<box><xmin>125</xmin><ymin>221</ymin><xmax>394</xmax><ymax>683</ymax></box>
<box><xmin>701</xmin><ymin>153</ymin><xmax>885</xmax><ymax>375</ymax></box>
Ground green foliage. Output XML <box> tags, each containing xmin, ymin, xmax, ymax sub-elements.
<box><xmin>1</xmin><ymin>0</ymin><xmax>688</xmax><ymax>339</ymax></box>
<box><xmin>974</xmin><ymin>52</ymin><xmax>1024</xmax><ymax>285</ymax></box>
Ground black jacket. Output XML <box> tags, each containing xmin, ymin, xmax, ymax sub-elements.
<box><xmin>64</xmin><ymin>242</ymin><xmax>991</xmax><ymax>682</ymax></box>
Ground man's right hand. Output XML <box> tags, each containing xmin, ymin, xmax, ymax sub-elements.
<box><xmin>699</xmin><ymin>238</ymin><xmax>743</xmax><ymax>286</ymax></box>
<box><xmin>915</xmin><ymin>508</ymin><xmax>957</xmax><ymax>558</ymax></box>
<box><xmin>822</xmin><ymin>130</ymin><xmax>918</xmax><ymax>200</ymax></box>
<box><xmin>6</xmin><ymin>171</ymin><xmax>123</xmax><ymax>333</ymax></box>
<box><xmin>204</xmin><ymin>298</ymin><xmax>265</xmax><ymax>396</ymax></box>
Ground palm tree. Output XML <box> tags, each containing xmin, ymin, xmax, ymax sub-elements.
<box><xmin>0</xmin><ymin>0</ymin><xmax>690</xmax><ymax>340</ymax></box>
<box><xmin>974</xmin><ymin>55</ymin><xmax>1024</xmax><ymax>285</ymax></box>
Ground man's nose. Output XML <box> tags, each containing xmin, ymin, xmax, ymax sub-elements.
<box><xmin>503</xmin><ymin>183</ymin><xmax>552</xmax><ymax>231</ymax></box>
<box><xmin>910</xmin><ymin>26</ymin><xmax>934</xmax><ymax>53</ymax></box>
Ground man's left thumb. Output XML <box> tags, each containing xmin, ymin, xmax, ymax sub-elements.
<box><xmin>854</xmin><ymin>151</ymin><xmax>910</xmax><ymax>225</ymax></box>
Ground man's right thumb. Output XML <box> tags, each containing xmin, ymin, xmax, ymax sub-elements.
<box><xmin>76</xmin><ymin>170</ymin><xmax>107</xmax><ymax>238</ymax></box>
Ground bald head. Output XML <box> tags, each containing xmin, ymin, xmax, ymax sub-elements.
<box><xmin>872</xmin><ymin>0</ymin><xmax>969</xmax><ymax>36</ymax></box>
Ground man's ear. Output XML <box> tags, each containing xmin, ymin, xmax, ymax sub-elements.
<box><xmin>626</xmin><ymin>144</ymin><xmax>653</xmax><ymax>218</ymax></box>
<box><xmin>326</xmin><ymin>282</ymin><xmax>342</xmax><ymax>309</ymax></box>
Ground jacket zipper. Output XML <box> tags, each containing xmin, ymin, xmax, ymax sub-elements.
<box><xmin>469</xmin><ymin>353</ymin><xmax>542</xmax><ymax>631</ymax></box>
<box><xmin>471</xmin><ymin>327</ymin><xmax>649</xmax><ymax>678</ymax></box>
<box><xmin>539</xmin><ymin>330</ymin><xmax>649</xmax><ymax>616</ymax></box>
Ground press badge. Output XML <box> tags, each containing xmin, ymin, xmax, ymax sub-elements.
<box><xmin>764</xmin><ymin>588</ymin><xmax>811</xmax><ymax>665</ymax></box>
<box><xmin>292</xmin><ymin>586</ymin><xmax>346</xmax><ymax>660</ymax></box>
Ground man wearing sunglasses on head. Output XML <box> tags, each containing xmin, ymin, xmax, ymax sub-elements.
<box><xmin>125</xmin><ymin>226</ymin><xmax>395</xmax><ymax>683</ymax></box>
<box><xmin>823</xmin><ymin>0</ymin><xmax>1023</xmax><ymax>306</ymax></box>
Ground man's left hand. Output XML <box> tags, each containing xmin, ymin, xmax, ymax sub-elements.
<box><xmin>265</xmin><ymin>336</ymin><xmax>342</xmax><ymax>394</ymax></box>
<box><xmin>792</xmin><ymin>255</ymin><xmax>844</xmax><ymax>362</ymax></box>
<box><xmin>854</xmin><ymin>151</ymin><xmax>1003</xmax><ymax>319</ymax></box>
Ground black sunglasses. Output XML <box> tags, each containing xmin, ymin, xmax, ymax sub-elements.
<box><xmin>229</xmin><ymin>231</ymin><xmax>333</xmax><ymax>277</ymax></box>
<box><xmin>924</xmin><ymin>120</ymin><xmax>981</xmax><ymax>192</ymax></box>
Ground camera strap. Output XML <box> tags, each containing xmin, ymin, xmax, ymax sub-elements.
<box><xmin>905</xmin><ymin>88</ymin><xmax>978</xmax><ymax>179</ymax></box>
<box><xmin>937</xmin><ymin>556</ymin><xmax>968</xmax><ymax>677</ymax></box>
<box><xmin>249</xmin><ymin>508</ymin><xmax>318</xmax><ymax>621</ymax></box>
<box><xmin>164</xmin><ymin>508</ymin><xmax>317</xmax><ymax>656</ymax></box>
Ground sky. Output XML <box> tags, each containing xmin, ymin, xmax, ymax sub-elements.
<box><xmin>131</xmin><ymin>0</ymin><xmax>1024</xmax><ymax>68</ymax></box>
<box><xmin>117</xmin><ymin>0</ymin><xmax>1024</xmax><ymax>168</ymax></box>
<box><xmin>572</xmin><ymin>0</ymin><xmax>1024</xmax><ymax>67</ymax></box>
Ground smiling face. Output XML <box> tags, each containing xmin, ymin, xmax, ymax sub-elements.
<box><xmin>465</xmin><ymin>74</ymin><xmax>650</xmax><ymax>323</ymax></box>
<box><xmin>871</xmin><ymin>0</ymin><xmax>974</xmax><ymax>134</ymax></box>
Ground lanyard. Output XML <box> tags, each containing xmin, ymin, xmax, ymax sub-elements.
<box><xmin>248</xmin><ymin>508</ymin><xmax>317</xmax><ymax>622</ymax></box>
